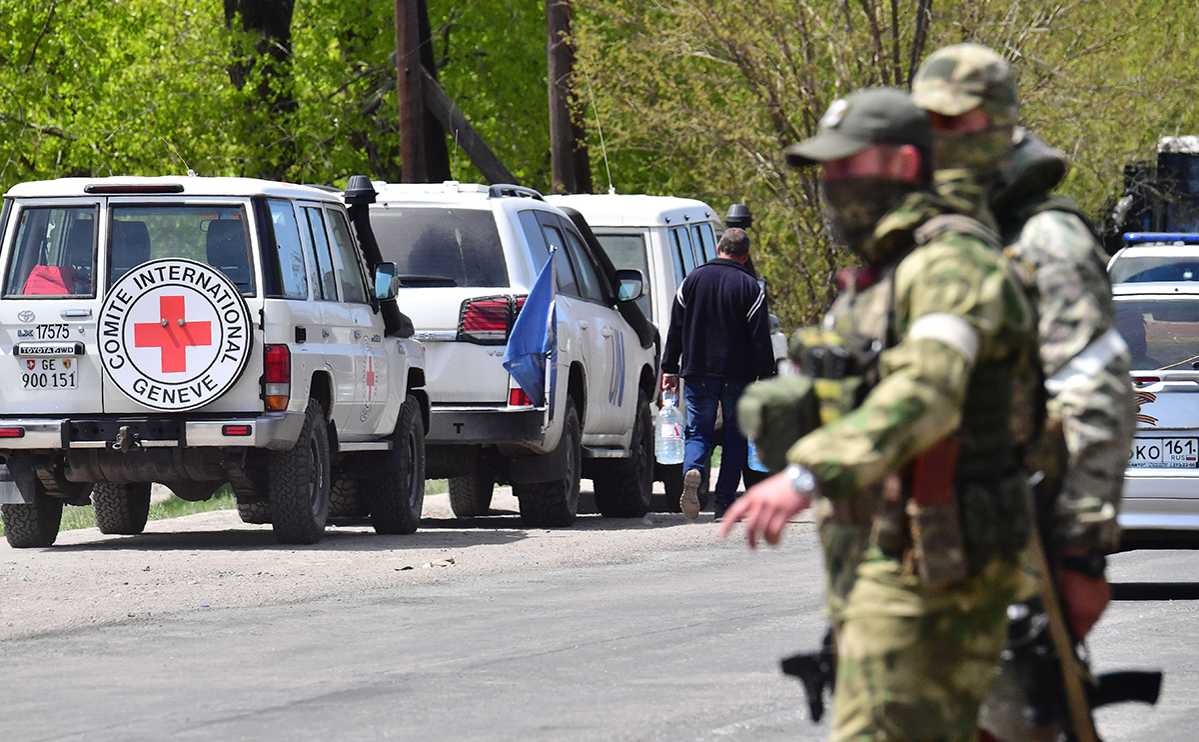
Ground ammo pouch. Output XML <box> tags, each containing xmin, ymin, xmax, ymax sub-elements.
<box><xmin>737</xmin><ymin>327</ymin><xmax>882</xmax><ymax>473</ymax></box>
<box><xmin>958</xmin><ymin>470</ymin><xmax>1034</xmax><ymax>569</ymax></box>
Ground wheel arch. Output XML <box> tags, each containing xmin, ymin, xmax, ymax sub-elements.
<box><xmin>568</xmin><ymin>361</ymin><xmax>586</xmax><ymax>426</ymax></box>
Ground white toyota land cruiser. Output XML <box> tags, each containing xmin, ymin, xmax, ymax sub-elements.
<box><xmin>365</xmin><ymin>182</ymin><xmax>658</xmax><ymax>526</ymax></box>
<box><xmin>0</xmin><ymin>175</ymin><xmax>427</xmax><ymax>547</ymax></box>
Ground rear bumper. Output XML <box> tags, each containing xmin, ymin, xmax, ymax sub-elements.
<box><xmin>426</xmin><ymin>405</ymin><xmax>546</xmax><ymax>445</ymax></box>
<box><xmin>1119</xmin><ymin>469</ymin><xmax>1199</xmax><ymax>532</ymax></box>
<box><xmin>0</xmin><ymin>411</ymin><xmax>306</xmax><ymax>453</ymax></box>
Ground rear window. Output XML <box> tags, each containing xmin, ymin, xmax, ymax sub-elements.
<box><xmin>108</xmin><ymin>205</ymin><xmax>254</xmax><ymax>293</ymax></box>
<box><xmin>1110</xmin><ymin>255</ymin><xmax>1199</xmax><ymax>284</ymax></box>
<box><xmin>370</xmin><ymin>207</ymin><xmax>508</xmax><ymax>288</ymax></box>
<box><xmin>5</xmin><ymin>205</ymin><xmax>98</xmax><ymax>297</ymax></box>
<box><xmin>1116</xmin><ymin>298</ymin><xmax>1199</xmax><ymax>370</ymax></box>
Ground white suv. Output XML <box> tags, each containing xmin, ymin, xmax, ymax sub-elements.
<box><xmin>366</xmin><ymin>182</ymin><xmax>658</xmax><ymax>526</ymax></box>
<box><xmin>0</xmin><ymin>176</ymin><xmax>427</xmax><ymax>547</ymax></box>
<box><xmin>544</xmin><ymin>194</ymin><xmax>785</xmax><ymax>504</ymax></box>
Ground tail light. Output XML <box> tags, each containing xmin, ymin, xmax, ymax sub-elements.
<box><xmin>263</xmin><ymin>344</ymin><xmax>291</xmax><ymax>411</ymax></box>
<box><xmin>509</xmin><ymin>388</ymin><xmax>532</xmax><ymax>407</ymax></box>
<box><xmin>458</xmin><ymin>295</ymin><xmax>528</xmax><ymax>344</ymax></box>
<box><xmin>1133</xmin><ymin>376</ymin><xmax>1160</xmax><ymax>385</ymax></box>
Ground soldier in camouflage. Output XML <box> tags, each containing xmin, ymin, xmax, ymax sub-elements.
<box><xmin>721</xmin><ymin>87</ymin><xmax>1038</xmax><ymax>742</ymax></box>
<box><xmin>912</xmin><ymin>43</ymin><xmax>1137</xmax><ymax>742</ymax></box>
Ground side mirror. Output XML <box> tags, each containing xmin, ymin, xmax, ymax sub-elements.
<box><xmin>614</xmin><ymin>268</ymin><xmax>644</xmax><ymax>302</ymax></box>
<box><xmin>374</xmin><ymin>262</ymin><xmax>400</xmax><ymax>300</ymax></box>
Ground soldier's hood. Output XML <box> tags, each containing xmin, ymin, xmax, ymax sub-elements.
<box><xmin>989</xmin><ymin>127</ymin><xmax>1068</xmax><ymax>216</ymax></box>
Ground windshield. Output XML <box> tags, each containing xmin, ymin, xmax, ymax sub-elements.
<box><xmin>595</xmin><ymin>232</ymin><xmax>651</xmax><ymax>318</ymax></box>
<box><xmin>370</xmin><ymin>207</ymin><xmax>508</xmax><ymax>288</ymax></box>
<box><xmin>1115</xmin><ymin>298</ymin><xmax>1199</xmax><ymax>370</ymax></box>
<box><xmin>1110</xmin><ymin>255</ymin><xmax>1199</xmax><ymax>283</ymax></box>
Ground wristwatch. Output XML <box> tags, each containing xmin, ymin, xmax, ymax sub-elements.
<box><xmin>1058</xmin><ymin>550</ymin><xmax>1107</xmax><ymax>579</ymax></box>
<box><xmin>785</xmin><ymin>464</ymin><xmax>818</xmax><ymax>498</ymax></box>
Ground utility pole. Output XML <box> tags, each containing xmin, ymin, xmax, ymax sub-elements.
<box><xmin>395</xmin><ymin>0</ymin><xmax>427</xmax><ymax>182</ymax></box>
<box><xmin>546</xmin><ymin>0</ymin><xmax>592</xmax><ymax>195</ymax></box>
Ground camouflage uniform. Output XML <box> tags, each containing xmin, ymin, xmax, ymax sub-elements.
<box><xmin>783</xmin><ymin>87</ymin><xmax>1038</xmax><ymax>742</ymax></box>
<box><xmin>913</xmin><ymin>45</ymin><xmax>1136</xmax><ymax>742</ymax></box>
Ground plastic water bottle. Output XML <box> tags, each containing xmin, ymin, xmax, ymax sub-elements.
<box><xmin>747</xmin><ymin>438</ymin><xmax>768</xmax><ymax>472</ymax></box>
<box><xmin>655</xmin><ymin>396</ymin><xmax>685</xmax><ymax>465</ymax></box>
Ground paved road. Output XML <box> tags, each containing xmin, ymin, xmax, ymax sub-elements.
<box><xmin>0</xmin><ymin>507</ymin><xmax>1193</xmax><ymax>741</ymax></box>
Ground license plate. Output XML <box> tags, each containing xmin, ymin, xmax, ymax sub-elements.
<box><xmin>20</xmin><ymin>357</ymin><xmax>78</xmax><ymax>389</ymax></box>
<box><xmin>1130</xmin><ymin>437</ymin><xmax>1199</xmax><ymax>468</ymax></box>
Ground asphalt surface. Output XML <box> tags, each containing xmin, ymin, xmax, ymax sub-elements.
<box><xmin>0</xmin><ymin>508</ymin><xmax>1194</xmax><ymax>741</ymax></box>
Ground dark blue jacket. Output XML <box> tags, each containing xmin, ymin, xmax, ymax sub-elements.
<box><xmin>661</xmin><ymin>258</ymin><xmax>775</xmax><ymax>382</ymax></box>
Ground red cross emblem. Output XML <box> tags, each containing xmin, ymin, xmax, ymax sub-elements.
<box><xmin>365</xmin><ymin>354</ymin><xmax>376</xmax><ymax>398</ymax></box>
<box><xmin>25</xmin><ymin>360</ymin><xmax>34</xmax><ymax>370</ymax></box>
<box><xmin>133</xmin><ymin>295</ymin><xmax>213</xmax><ymax>373</ymax></box>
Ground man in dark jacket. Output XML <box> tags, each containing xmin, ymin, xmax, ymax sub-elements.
<box><xmin>662</xmin><ymin>227</ymin><xmax>775</xmax><ymax>520</ymax></box>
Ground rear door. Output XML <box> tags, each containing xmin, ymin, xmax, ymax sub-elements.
<box><xmin>0</xmin><ymin>198</ymin><xmax>103</xmax><ymax>414</ymax></box>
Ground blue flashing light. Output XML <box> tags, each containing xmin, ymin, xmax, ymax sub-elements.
<box><xmin>1123</xmin><ymin>232</ymin><xmax>1199</xmax><ymax>244</ymax></box>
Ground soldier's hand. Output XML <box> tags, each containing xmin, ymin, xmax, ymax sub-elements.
<box><xmin>661</xmin><ymin>373</ymin><xmax>679</xmax><ymax>395</ymax></box>
<box><xmin>1057</xmin><ymin>567</ymin><xmax>1111</xmax><ymax>640</ymax></box>
<box><xmin>718</xmin><ymin>472</ymin><xmax>811</xmax><ymax>548</ymax></box>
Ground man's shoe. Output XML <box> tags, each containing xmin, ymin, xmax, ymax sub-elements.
<box><xmin>713</xmin><ymin>504</ymin><xmax>728</xmax><ymax>522</ymax></box>
<box><xmin>680</xmin><ymin>469</ymin><xmax>702</xmax><ymax>520</ymax></box>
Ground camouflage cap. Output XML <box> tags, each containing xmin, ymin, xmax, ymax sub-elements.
<box><xmin>785</xmin><ymin>87</ymin><xmax>932</xmax><ymax>167</ymax></box>
<box><xmin>911</xmin><ymin>43</ymin><xmax>1019</xmax><ymax>127</ymax></box>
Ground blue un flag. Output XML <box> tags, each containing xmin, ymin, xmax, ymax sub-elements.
<box><xmin>503</xmin><ymin>250</ymin><xmax>556</xmax><ymax>406</ymax></box>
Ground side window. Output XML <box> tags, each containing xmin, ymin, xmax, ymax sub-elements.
<box><xmin>4</xmin><ymin>206</ymin><xmax>97</xmax><ymax>297</ymax></box>
<box><xmin>562</xmin><ymin>226</ymin><xmax>605</xmax><ymax>304</ymax></box>
<box><xmin>267</xmin><ymin>200</ymin><xmax>308</xmax><ymax>299</ymax></box>
<box><xmin>302</xmin><ymin>207</ymin><xmax>339</xmax><ymax>301</ymax></box>
<box><xmin>542</xmin><ymin>223</ymin><xmax>580</xmax><ymax>298</ymax></box>
<box><xmin>669</xmin><ymin>227</ymin><xmax>695</xmax><ymax>278</ymax></box>
<box><xmin>519</xmin><ymin>210</ymin><xmax>550</xmax><ymax>273</ymax></box>
<box><xmin>692</xmin><ymin>223</ymin><xmax>716</xmax><ymax>264</ymax></box>
<box><xmin>326</xmin><ymin>209</ymin><xmax>368</xmax><ymax>304</ymax></box>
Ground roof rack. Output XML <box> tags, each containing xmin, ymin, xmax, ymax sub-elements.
<box><xmin>488</xmin><ymin>184</ymin><xmax>544</xmax><ymax>201</ymax></box>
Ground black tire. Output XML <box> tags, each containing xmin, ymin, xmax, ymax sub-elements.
<box><xmin>362</xmin><ymin>394</ymin><xmax>426</xmax><ymax>535</ymax></box>
<box><xmin>329</xmin><ymin>474</ymin><xmax>368</xmax><ymax>518</ymax></box>
<box><xmin>593</xmin><ymin>392</ymin><xmax>653</xmax><ymax>518</ymax></box>
<box><xmin>92</xmin><ymin>482</ymin><xmax>152</xmax><ymax>535</ymax></box>
<box><xmin>237</xmin><ymin>499</ymin><xmax>271</xmax><ymax>524</ymax></box>
<box><xmin>1</xmin><ymin>486</ymin><xmax>63</xmax><ymax>548</ymax></box>
<box><xmin>515</xmin><ymin>398</ymin><xmax>581</xmax><ymax>527</ymax></box>
<box><xmin>448</xmin><ymin>460</ymin><xmax>495</xmax><ymax>518</ymax></box>
<box><xmin>267</xmin><ymin>399</ymin><xmax>331</xmax><ymax>544</ymax></box>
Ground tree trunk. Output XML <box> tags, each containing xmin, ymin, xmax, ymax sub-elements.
<box><xmin>546</xmin><ymin>0</ymin><xmax>591</xmax><ymax>195</ymax></box>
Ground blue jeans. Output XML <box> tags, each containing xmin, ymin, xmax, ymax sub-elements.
<box><xmin>682</xmin><ymin>376</ymin><xmax>749</xmax><ymax>508</ymax></box>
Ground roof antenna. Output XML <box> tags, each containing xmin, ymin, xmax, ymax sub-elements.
<box><xmin>580</xmin><ymin>58</ymin><xmax>615</xmax><ymax>195</ymax></box>
<box><xmin>161</xmin><ymin>138</ymin><xmax>196</xmax><ymax>177</ymax></box>
<box><xmin>453</xmin><ymin>128</ymin><xmax>460</xmax><ymax>182</ymax></box>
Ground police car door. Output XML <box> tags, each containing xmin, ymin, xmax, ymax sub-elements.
<box><xmin>0</xmin><ymin>197</ymin><xmax>102</xmax><ymax>415</ymax></box>
<box><xmin>560</xmin><ymin>221</ymin><xmax>632</xmax><ymax>437</ymax></box>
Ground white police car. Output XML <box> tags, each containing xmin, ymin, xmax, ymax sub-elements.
<box><xmin>0</xmin><ymin>176</ymin><xmax>427</xmax><ymax>547</ymax></box>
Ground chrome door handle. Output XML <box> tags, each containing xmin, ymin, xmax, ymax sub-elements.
<box><xmin>61</xmin><ymin>309</ymin><xmax>92</xmax><ymax>319</ymax></box>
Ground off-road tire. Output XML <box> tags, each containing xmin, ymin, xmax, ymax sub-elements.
<box><xmin>329</xmin><ymin>474</ymin><xmax>368</xmax><ymax>518</ymax></box>
<box><xmin>92</xmin><ymin>482</ymin><xmax>152</xmax><ymax>535</ymax></box>
<box><xmin>515</xmin><ymin>399</ymin><xmax>581</xmax><ymax>528</ymax></box>
<box><xmin>1</xmin><ymin>489</ymin><xmax>63</xmax><ymax>548</ymax></box>
<box><xmin>267</xmin><ymin>399</ymin><xmax>331</xmax><ymax>544</ymax></box>
<box><xmin>593</xmin><ymin>392</ymin><xmax>653</xmax><ymax>518</ymax></box>
<box><xmin>448</xmin><ymin>460</ymin><xmax>495</xmax><ymax>518</ymax></box>
<box><xmin>362</xmin><ymin>394</ymin><xmax>425</xmax><ymax>535</ymax></box>
<box><xmin>237</xmin><ymin>499</ymin><xmax>271</xmax><ymax>524</ymax></box>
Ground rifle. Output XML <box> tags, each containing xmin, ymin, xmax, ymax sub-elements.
<box><xmin>780</xmin><ymin>627</ymin><xmax>836</xmax><ymax>723</ymax></box>
<box><xmin>1021</xmin><ymin>529</ymin><xmax>1162</xmax><ymax>741</ymax></box>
